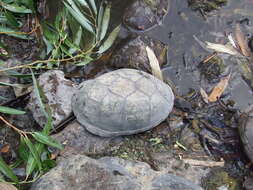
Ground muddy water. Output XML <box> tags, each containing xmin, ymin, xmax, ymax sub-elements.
<box><xmin>142</xmin><ymin>0</ymin><xmax>253</xmax><ymax>110</ymax></box>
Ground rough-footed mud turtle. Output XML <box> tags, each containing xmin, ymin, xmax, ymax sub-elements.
<box><xmin>72</xmin><ymin>69</ymin><xmax>174</xmax><ymax>137</ymax></box>
<box><xmin>123</xmin><ymin>0</ymin><xmax>170</xmax><ymax>32</ymax></box>
<box><xmin>238</xmin><ymin>112</ymin><xmax>253</xmax><ymax>162</ymax></box>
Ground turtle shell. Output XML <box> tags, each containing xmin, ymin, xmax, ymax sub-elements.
<box><xmin>239</xmin><ymin>114</ymin><xmax>253</xmax><ymax>162</ymax></box>
<box><xmin>72</xmin><ymin>69</ymin><xmax>174</xmax><ymax>137</ymax></box>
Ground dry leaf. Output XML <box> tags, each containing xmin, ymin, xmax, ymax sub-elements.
<box><xmin>205</xmin><ymin>41</ymin><xmax>239</xmax><ymax>55</ymax></box>
<box><xmin>200</xmin><ymin>88</ymin><xmax>209</xmax><ymax>103</ymax></box>
<box><xmin>0</xmin><ymin>183</ymin><xmax>18</xmax><ymax>190</ymax></box>
<box><xmin>146</xmin><ymin>46</ymin><xmax>163</xmax><ymax>81</ymax></box>
<box><xmin>235</xmin><ymin>23</ymin><xmax>251</xmax><ymax>57</ymax></box>
<box><xmin>0</xmin><ymin>144</ymin><xmax>10</xmax><ymax>153</ymax></box>
<box><xmin>208</xmin><ymin>74</ymin><xmax>231</xmax><ymax>102</ymax></box>
<box><xmin>227</xmin><ymin>33</ymin><xmax>237</xmax><ymax>49</ymax></box>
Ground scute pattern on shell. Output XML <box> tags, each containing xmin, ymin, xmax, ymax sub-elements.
<box><xmin>72</xmin><ymin>69</ymin><xmax>174</xmax><ymax>137</ymax></box>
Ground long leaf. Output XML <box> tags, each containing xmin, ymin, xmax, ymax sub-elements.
<box><xmin>0</xmin><ymin>157</ymin><xmax>18</xmax><ymax>183</ymax></box>
<box><xmin>76</xmin><ymin>0</ymin><xmax>89</xmax><ymax>8</ymax></box>
<box><xmin>99</xmin><ymin>3</ymin><xmax>110</xmax><ymax>41</ymax></box>
<box><xmin>88</xmin><ymin>0</ymin><xmax>97</xmax><ymax>15</ymax></box>
<box><xmin>68</xmin><ymin>26</ymin><xmax>82</xmax><ymax>54</ymax></box>
<box><xmin>32</xmin><ymin>132</ymin><xmax>63</xmax><ymax>150</ymax></box>
<box><xmin>64</xmin><ymin>0</ymin><xmax>94</xmax><ymax>33</ymax></box>
<box><xmin>23</xmin><ymin>137</ymin><xmax>42</xmax><ymax>170</ymax></box>
<box><xmin>5</xmin><ymin>11</ymin><xmax>19</xmax><ymax>28</ymax></box>
<box><xmin>31</xmin><ymin>70</ymin><xmax>48</xmax><ymax>119</ymax></box>
<box><xmin>1</xmin><ymin>3</ymin><xmax>32</xmax><ymax>13</ymax></box>
<box><xmin>96</xmin><ymin>2</ymin><xmax>104</xmax><ymax>40</ymax></box>
<box><xmin>0</xmin><ymin>106</ymin><xmax>25</xmax><ymax>115</ymax></box>
<box><xmin>76</xmin><ymin>56</ymin><xmax>93</xmax><ymax>66</ymax></box>
<box><xmin>97</xmin><ymin>25</ymin><xmax>120</xmax><ymax>54</ymax></box>
<box><xmin>0</xmin><ymin>26</ymin><xmax>29</xmax><ymax>39</ymax></box>
<box><xmin>26</xmin><ymin>143</ymin><xmax>44</xmax><ymax>177</ymax></box>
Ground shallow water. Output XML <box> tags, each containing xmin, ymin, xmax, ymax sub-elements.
<box><xmin>143</xmin><ymin>0</ymin><xmax>253</xmax><ymax>110</ymax></box>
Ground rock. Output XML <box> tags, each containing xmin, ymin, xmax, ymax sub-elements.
<box><xmin>123</xmin><ymin>0</ymin><xmax>170</xmax><ymax>32</ymax></box>
<box><xmin>149</xmin><ymin>151</ymin><xmax>210</xmax><ymax>185</ymax></box>
<box><xmin>110</xmin><ymin>36</ymin><xmax>167</xmax><ymax>72</ymax></box>
<box><xmin>31</xmin><ymin>154</ymin><xmax>203</xmax><ymax>190</ymax></box>
<box><xmin>28</xmin><ymin>70</ymin><xmax>76</xmax><ymax>127</ymax></box>
<box><xmin>0</xmin><ymin>75</ymin><xmax>15</xmax><ymax>104</ymax></box>
<box><xmin>52</xmin><ymin>121</ymin><xmax>123</xmax><ymax>156</ymax></box>
<box><xmin>72</xmin><ymin>69</ymin><xmax>174</xmax><ymax>137</ymax></box>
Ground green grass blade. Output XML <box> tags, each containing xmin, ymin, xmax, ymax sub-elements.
<box><xmin>0</xmin><ymin>156</ymin><xmax>18</xmax><ymax>183</ymax></box>
<box><xmin>32</xmin><ymin>132</ymin><xmax>63</xmax><ymax>150</ymax></box>
<box><xmin>98</xmin><ymin>3</ymin><xmax>110</xmax><ymax>41</ymax></box>
<box><xmin>97</xmin><ymin>25</ymin><xmax>120</xmax><ymax>54</ymax></box>
<box><xmin>23</xmin><ymin>137</ymin><xmax>42</xmax><ymax>170</ymax></box>
<box><xmin>0</xmin><ymin>106</ymin><xmax>25</xmax><ymax>115</ymax></box>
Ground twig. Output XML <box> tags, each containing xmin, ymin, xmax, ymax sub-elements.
<box><xmin>203</xmin><ymin>52</ymin><xmax>218</xmax><ymax>63</ymax></box>
<box><xmin>0</xmin><ymin>116</ymin><xmax>31</xmax><ymax>136</ymax></box>
<box><xmin>183</xmin><ymin>159</ymin><xmax>224</xmax><ymax>167</ymax></box>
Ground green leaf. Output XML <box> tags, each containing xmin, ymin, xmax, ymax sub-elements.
<box><xmin>96</xmin><ymin>2</ymin><xmax>104</xmax><ymax>40</ymax></box>
<box><xmin>32</xmin><ymin>132</ymin><xmax>63</xmax><ymax>150</ymax></box>
<box><xmin>0</xmin><ymin>25</ymin><xmax>30</xmax><ymax>39</ymax></box>
<box><xmin>0</xmin><ymin>156</ymin><xmax>18</xmax><ymax>183</ymax></box>
<box><xmin>76</xmin><ymin>56</ymin><xmax>93</xmax><ymax>66</ymax></box>
<box><xmin>42</xmin><ymin>114</ymin><xmax>53</xmax><ymax>135</ymax></box>
<box><xmin>1</xmin><ymin>3</ymin><xmax>32</xmax><ymax>13</ymax></box>
<box><xmin>31</xmin><ymin>69</ymin><xmax>49</xmax><ymax>119</ymax></box>
<box><xmin>97</xmin><ymin>25</ymin><xmax>120</xmax><ymax>54</ymax></box>
<box><xmin>5</xmin><ymin>11</ymin><xmax>19</xmax><ymax>28</ymax></box>
<box><xmin>64</xmin><ymin>0</ymin><xmax>94</xmax><ymax>33</ymax></box>
<box><xmin>68</xmin><ymin>26</ymin><xmax>82</xmax><ymax>54</ymax></box>
<box><xmin>98</xmin><ymin>3</ymin><xmax>110</xmax><ymax>41</ymax></box>
<box><xmin>26</xmin><ymin>143</ymin><xmax>44</xmax><ymax>177</ymax></box>
<box><xmin>23</xmin><ymin>137</ymin><xmax>42</xmax><ymax>170</ymax></box>
<box><xmin>18</xmin><ymin>136</ymin><xmax>30</xmax><ymax>161</ymax></box>
<box><xmin>42</xmin><ymin>159</ymin><xmax>56</xmax><ymax>172</ymax></box>
<box><xmin>76</xmin><ymin>0</ymin><xmax>89</xmax><ymax>8</ymax></box>
<box><xmin>0</xmin><ymin>106</ymin><xmax>25</xmax><ymax>115</ymax></box>
<box><xmin>88</xmin><ymin>0</ymin><xmax>97</xmax><ymax>15</ymax></box>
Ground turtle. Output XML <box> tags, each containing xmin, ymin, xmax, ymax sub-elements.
<box><xmin>123</xmin><ymin>0</ymin><xmax>170</xmax><ymax>32</ymax></box>
<box><xmin>72</xmin><ymin>68</ymin><xmax>174</xmax><ymax>137</ymax></box>
<box><xmin>238</xmin><ymin>111</ymin><xmax>253</xmax><ymax>162</ymax></box>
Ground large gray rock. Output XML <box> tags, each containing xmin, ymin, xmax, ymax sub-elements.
<box><xmin>28</xmin><ymin>70</ymin><xmax>76</xmax><ymax>127</ymax></box>
<box><xmin>52</xmin><ymin>121</ymin><xmax>123</xmax><ymax>156</ymax></box>
<box><xmin>31</xmin><ymin>155</ymin><xmax>203</xmax><ymax>190</ymax></box>
<box><xmin>72</xmin><ymin>69</ymin><xmax>174</xmax><ymax>137</ymax></box>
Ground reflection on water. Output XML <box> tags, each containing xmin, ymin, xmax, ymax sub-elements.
<box><xmin>145</xmin><ymin>0</ymin><xmax>253</xmax><ymax>110</ymax></box>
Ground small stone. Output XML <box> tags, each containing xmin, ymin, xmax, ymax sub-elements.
<box><xmin>28</xmin><ymin>70</ymin><xmax>76</xmax><ymax>127</ymax></box>
<box><xmin>30</xmin><ymin>154</ymin><xmax>203</xmax><ymax>190</ymax></box>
